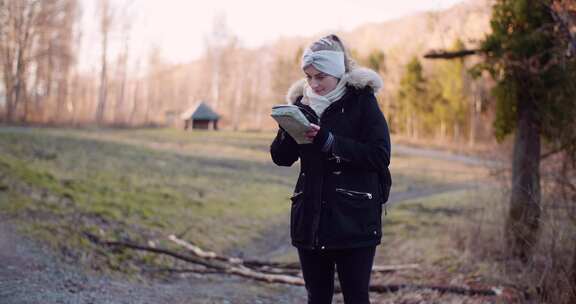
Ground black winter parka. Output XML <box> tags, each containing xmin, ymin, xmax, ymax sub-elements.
<box><xmin>270</xmin><ymin>68</ymin><xmax>391</xmax><ymax>250</ymax></box>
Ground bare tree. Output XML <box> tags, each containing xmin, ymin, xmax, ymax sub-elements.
<box><xmin>204</xmin><ymin>13</ymin><xmax>237</xmax><ymax>112</ymax></box>
<box><xmin>67</xmin><ymin>1</ymin><xmax>84</xmax><ymax>125</ymax></box>
<box><xmin>0</xmin><ymin>0</ymin><xmax>78</xmax><ymax>123</ymax></box>
<box><xmin>113</xmin><ymin>1</ymin><xmax>134</xmax><ymax>125</ymax></box>
<box><xmin>230</xmin><ymin>50</ymin><xmax>247</xmax><ymax>130</ymax></box>
<box><xmin>40</xmin><ymin>0</ymin><xmax>79</xmax><ymax>123</ymax></box>
<box><xmin>128</xmin><ymin>59</ymin><xmax>142</xmax><ymax>126</ymax></box>
<box><xmin>95</xmin><ymin>0</ymin><xmax>113</xmax><ymax>125</ymax></box>
<box><xmin>143</xmin><ymin>45</ymin><xmax>171</xmax><ymax>125</ymax></box>
<box><xmin>0</xmin><ymin>0</ymin><xmax>41</xmax><ymax>122</ymax></box>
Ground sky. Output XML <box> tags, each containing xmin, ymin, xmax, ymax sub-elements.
<box><xmin>80</xmin><ymin>0</ymin><xmax>467</xmax><ymax>68</ymax></box>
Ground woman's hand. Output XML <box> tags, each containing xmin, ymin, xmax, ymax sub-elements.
<box><xmin>305</xmin><ymin>124</ymin><xmax>320</xmax><ymax>141</ymax></box>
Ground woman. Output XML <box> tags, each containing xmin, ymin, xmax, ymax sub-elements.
<box><xmin>270</xmin><ymin>34</ymin><xmax>391</xmax><ymax>304</ymax></box>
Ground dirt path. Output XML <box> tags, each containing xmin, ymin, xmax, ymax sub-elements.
<box><xmin>0</xmin><ymin>219</ymin><xmax>307</xmax><ymax>304</ymax></box>
<box><xmin>393</xmin><ymin>144</ymin><xmax>504</xmax><ymax>168</ymax></box>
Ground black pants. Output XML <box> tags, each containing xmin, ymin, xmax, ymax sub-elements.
<box><xmin>297</xmin><ymin>246</ymin><xmax>376</xmax><ymax>304</ymax></box>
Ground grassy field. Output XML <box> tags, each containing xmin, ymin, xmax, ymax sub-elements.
<box><xmin>0</xmin><ymin>127</ymin><xmax>493</xmax><ymax>281</ymax></box>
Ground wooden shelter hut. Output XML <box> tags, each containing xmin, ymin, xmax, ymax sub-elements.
<box><xmin>181</xmin><ymin>102</ymin><xmax>220</xmax><ymax>130</ymax></box>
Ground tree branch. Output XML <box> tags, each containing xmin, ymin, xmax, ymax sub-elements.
<box><xmin>85</xmin><ymin>232</ymin><xmax>306</xmax><ymax>286</ymax></box>
<box><xmin>168</xmin><ymin>234</ymin><xmax>301</xmax><ymax>270</ymax></box>
<box><xmin>541</xmin><ymin>136</ymin><xmax>576</xmax><ymax>160</ymax></box>
<box><xmin>168</xmin><ymin>234</ymin><xmax>418</xmax><ymax>274</ymax></box>
<box><xmin>86</xmin><ymin>232</ymin><xmax>500</xmax><ymax>297</ymax></box>
<box><xmin>423</xmin><ymin>49</ymin><xmax>481</xmax><ymax>60</ymax></box>
<box><xmin>368</xmin><ymin>284</ymin><xmax>497</xmax><ymax>296</ymax></box>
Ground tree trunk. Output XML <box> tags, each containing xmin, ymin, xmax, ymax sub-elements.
<box><xmin>413</xmin><ymin>116</ymin><xmax>419</xmax><ymax>140</ymax></box>
<box><xmin>14</xmin><ymin>39</ymin><xmax>28</xmax><ymax>123</ymax></box>
<box><xmin>114</xmin><ymin>55</ymin><xmax>128</xmax><ymax>124</ymax></box>
<box><xmin>453</xmin><ymin>123</ymin><xmax>460</xmax><ymax>142</ymax></box>
<box><xmin>572</xmin><ymin>242</ymin><xmax>576</xmax><ymax>303</ymax></box>
<box><xmin>231</xmin><ymin>71</ymin><xmax>243</xmax><ymax>131</ymax></box>
<box><xmin>505</xmin><ymin>94</ymin><xmax>541</xmax><ymax>262</ymax></box>
<box><xmin>3</xmin><ymin>76</ymin><xmax>14</xmax><ymax>123</ymax></box>
<box><xmin>96</xmin><ymin>0</ymin><xmax>111</xmax><ymax>125</ymax></box>
<box><xmin>96</xmin><ymin>37</ymin><xmax>108</xmax><ymax>124</ymax></box>
<box><xmin>440</xmin><ymin>120</ymin><xmax>446</xmax><ymax>141</ymax></box>
<box><xmin>468</xmin><ymin>93</ymin><xmax>478</xmax><ymax>147</ymax></box>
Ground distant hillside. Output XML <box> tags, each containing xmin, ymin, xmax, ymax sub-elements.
<box><xmin>263</xmin><ymin>0</ymin><xmax>493</xmax><ymax>98</ymax></box>
<box><xmin>344</xmin><ymin>0</ymin><xmax>492</xmax><ymax>58</ymax></box>
<box><xmin>341</xmin><ymin>0</ymin><xmax>493</xmax><ymax>96</ymax></box>
<box><xmin>175</xmin><ymin>0</ymin><xmax>494</xmax><ymax>130</ymax></box>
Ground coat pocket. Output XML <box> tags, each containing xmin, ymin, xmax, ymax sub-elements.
<box><xmin>290</xmin><ymin>191</ymin><xmax>304</xmax><ymax>202</ymax></box>
<box><xmin>289</xmin><ymin>191</ymin><xmax>305</xmax><ymax>241</ymax></box>
<box><xmin>294</xmin><ymin>172</ymin><xmax>306</xmax><ymax>195</ymax></box>
<box><xmin>335</xmin><ymin>188</ymin><xmax>373</xmax><ymax>201</ymax></box>
<box><xmin>329</xmin><ymin>187</ymin><xmax>381</xmax><ymax>243</ymax></box>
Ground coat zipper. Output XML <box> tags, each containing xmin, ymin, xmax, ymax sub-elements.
<box><xmin>335</xmin><ymin>188</ymin><xmax>373</xmax><ymax>200</ymax></box>
<box><xmin>300</xmin><ymin>100</ymin><xmax>343</xmax><ymax>250</ymax></box>
<box><xmin>312</xmin><ymin>108</ymin><xmax>323</xmax><ymax>249</ymax></box>
<box><xmin>290</xmin><ymin>191</ymin><xmax>303</xmax><ymax>201</ymax></box>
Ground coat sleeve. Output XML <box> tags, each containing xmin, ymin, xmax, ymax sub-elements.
<box><xmin>330</xmin><ymin>93</ymin><xmax>391</xmax><ymax>172</ymax></box>
<box><xmin>270</xmin><ymin>128</ymin><xmax>300</xmax><ymax>167</ymax></box>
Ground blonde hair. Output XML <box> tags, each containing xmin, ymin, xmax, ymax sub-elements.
<box><xmin>309</xmin><ymin>34</ymin><xmax>355</xmax><ymax>72</ymax></box>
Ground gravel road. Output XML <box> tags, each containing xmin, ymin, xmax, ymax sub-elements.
<box><xmin>0</xmin><ymin>220</ymin><xmax>307</xmax><ymax>304</ymax></box>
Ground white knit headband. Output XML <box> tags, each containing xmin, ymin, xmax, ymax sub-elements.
<box><xmin>301</xmin><ymin>48</ymin><xmax>345</xmax><ymax>79</ymax></box>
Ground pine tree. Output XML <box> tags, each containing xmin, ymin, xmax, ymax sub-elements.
<box><xmin>437</xmin><ymin>39</ymin><xmax>468</xmax><ymax>141</ymax></box>
<box><xmin>476</xmin><ymin>0</ymin><xmax>576</xmax><ymax>261</ymax></box>
<box><xmin>365</xmin><ymin>49</ymin><xmax>386</xmax><ymax>74</ymax></box>
<box><xmin>397</xmin><ymin>57</ymin><xmax>429</xmax><ymax>138</ymax></box>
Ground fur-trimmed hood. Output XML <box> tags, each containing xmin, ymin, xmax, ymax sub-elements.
<box><xmin>285</xmin><ymin>67</ymin><xmax>383</xmax><ymax>104</ymax></box>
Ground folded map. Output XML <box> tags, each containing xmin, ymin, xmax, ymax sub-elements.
<box><xmin>271</xmin><ymin>105</ymin><xmax>312</xmax><ymax>144</ymax></box>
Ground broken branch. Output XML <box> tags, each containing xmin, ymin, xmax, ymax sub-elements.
<box><xmin>86</xmin><ymin>233</ymin><xmax>498</xmax><ymax>296</ymax></box>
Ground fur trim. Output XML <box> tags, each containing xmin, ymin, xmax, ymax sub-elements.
<box><xmin>346</xmin><ymin>67</ymin><xmax>384</xmax><ymax>93</ymax></box>
<box><xmin>285</xmin><ymin>79</ymin><xmax>307</xmax><ymax>104</ymax></box>
<box><xmin>285</xmin><ymin>67</ymin><xmax>383</xmax><ymax>104</ymax></box>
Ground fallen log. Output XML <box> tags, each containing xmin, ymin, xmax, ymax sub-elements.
<box><xmin>84</xmin><ymin>232</ymin><xmax>229</xmax><ymax>271</ymax></box>
<box><xmin>227</xmin><ymin>265</ymin><xmax>304</xmax><ymax>285</ymax></box>
<box><xmin>168</xmin><ymin>235</ymin><xmax>220</xmax><ymax>259</ymax></box>
<box><xmin>372</xmin><ymin>264</ymin><xmax>420</xmax><ymax>273</ymax></box>
<box><xmin>86</xmin><ymin>232</ymin><xmax>305</xmax><ymax>286</ymax></box>
<box><xmin>145</xmin><ymin>267</ymin><xmax>222</xmax><ymax>275</ymax></box>
<box><xmin>168</xmin><ymin>235</ymin><xmax>300</xmax><ymax>269</ymax></box>
<box><xmin>368</xmin><ymin>284</ymin><xmax>497</xmax><ymax>296</ymax></box>
<box><xmin>168</xmin><ymin>235</ymin><xmax>418</xmax><ymax>274</ymax></box>
<box><xmin>86</xmin><ymin>233</ymin><xmax>498</xmax><ymax>297</ymax></box>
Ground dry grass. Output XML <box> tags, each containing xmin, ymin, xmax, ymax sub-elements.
<box><xmin>453</xmin><ymin>158</ymin><xmax>576</xmax><ymax>304</ymax></box>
